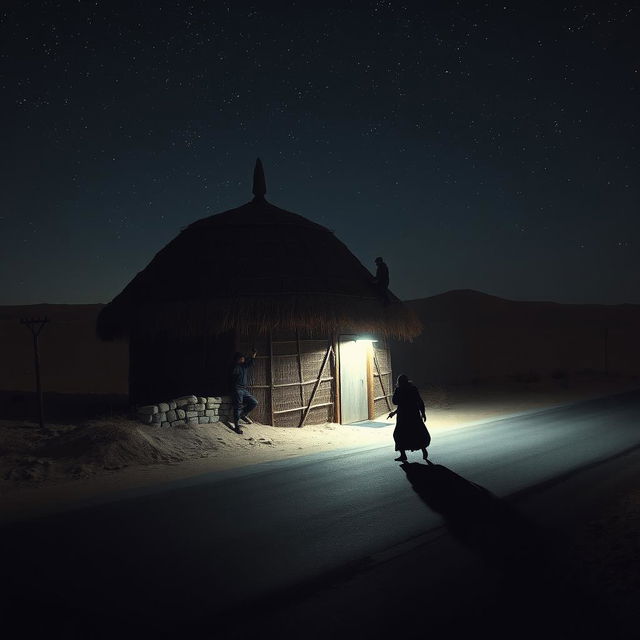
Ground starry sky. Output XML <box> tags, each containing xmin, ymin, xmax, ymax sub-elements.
<box><xmin>1</xmin><ymin>1</ymin><xmax>638</xmax><ymax>305</ymax></box>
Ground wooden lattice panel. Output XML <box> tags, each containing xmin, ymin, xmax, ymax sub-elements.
<box><xmin>238</xmin><ymin>332</ymin><xmax>336</xmax><ymax>427</ymax></box>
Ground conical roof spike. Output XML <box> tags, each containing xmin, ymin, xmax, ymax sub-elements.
<box><xmin>252</xmin><ymin>158</ymin><xmax>266</xmax><ymax>199</ymax></box>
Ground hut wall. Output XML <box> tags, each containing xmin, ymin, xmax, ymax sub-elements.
<box><xmin>129</xmin><ymin>330</ymin><xmax>235</xmax><ymax>406</ymax></box>
<box><xmin>372</xmin><ymin>339</ymin><xmax>393</xmax><ymax>417</ymax></box>
<box><xmin>237</xmin><ymin>331</ymin><xmax>336</xmax><ymax>427</ymax></box>
<box><xmin>127</xmin><ymin>328</ymin><xmax>390</xmax><ymax>426</ymax></box>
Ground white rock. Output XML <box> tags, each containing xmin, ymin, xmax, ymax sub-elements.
<box><xmin>176</xmin><ymin>409</ymin><xmax>186</xmax><ymax>419</ymax></box>
<box><xmin>138</xmin><ymin>405</ymin><xmax>158</xmax><ymax>415</ymax></box>
<box><xmin>166</xmin><ymin>410</ymin><xmax>177</xmax><ymax>422</ymax></box>
<box><xmin>161</xmin><ymin>422</ymin><xmax>170</xmax><ymax>428</ymax></box>
<box><xmin>168</xmin><ymin>400</ymin><xmax>177</xmax><ymax>410</ymax></box>
<box><xmin>205</xmin><ymin>409</ymin><xmax>218</xmax><ymax>417</ymax></box>
<box><xmin>186</xmin><ymin>410</ymin><xmax>198</xmax><ymax>418</ymax></box>
<box><xmin>158</xmin><ymin>402</ymin><xmax>170</xmax><ymax>412</ymax></box>
<box><xmin>171</xmin><ymin>419</ymin><xmax>186</xmax><ymax>427</ymax></box>
<box><xmin>187</xmin><ymin>417</ymin><xmax>198</xmax><ymax>425</ymax></box>
<box><xmin>199</xmin><ymin>416</ymin><xmax>210</xmax><ymax>424</ymax></box>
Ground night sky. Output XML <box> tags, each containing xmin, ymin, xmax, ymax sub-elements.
<box><xmin>1</xmin><ymin>1</ymin><xmax>638</xmax><ymax>306</ymax></box>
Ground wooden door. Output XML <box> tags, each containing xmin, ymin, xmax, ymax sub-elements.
<box><xmin>339</xmin><ymin>337</ymin><xmax>369</xmax><ymax>424</ymax></box>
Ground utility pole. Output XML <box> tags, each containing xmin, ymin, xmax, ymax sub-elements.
<box><xmin>20</xmin><ymin>316</ymin><xmax>49</xmax><ymax>430</ymax></box>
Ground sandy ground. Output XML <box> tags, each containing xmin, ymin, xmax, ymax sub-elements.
<box><xmin>2</xmin><ymin>375</ymin><xmax>639</xmax><ymax>630</ymax></box>
<box><xmin>1</xmin><ymin>374</ymin><xmax>637</xmax><ymax>523</ymax></box>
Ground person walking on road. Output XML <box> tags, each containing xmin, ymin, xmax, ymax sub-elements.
<box><xmin>388</xmin><ymin>374</ymin><xmax>430</xmax><ymax>461</ymax></box>
<box><xmin>231</xmin><ymin>350</ymin><xmax>258</xmax><ymax>434</ymax></box>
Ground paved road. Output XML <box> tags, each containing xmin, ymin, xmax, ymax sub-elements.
<box><xmin>2</xmin><ymin>390</ymin><xmax>640</xmax><ymax>638</ymax></box>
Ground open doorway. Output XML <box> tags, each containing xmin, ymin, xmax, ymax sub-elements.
<box><xmin>338</xmin><ymin>336</ymin><xmax>370</xmax><ymax>424</ymax></box>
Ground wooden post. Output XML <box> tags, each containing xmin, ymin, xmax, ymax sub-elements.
<box><xmin>299</xmin><ymin>344</ymin><xmax>333</xmax><ymax>428</ymax></box>
<box><xmin>603</xmin><ymin>327</ymin><xmax>609</xmax><ymax>376</ymax></box>
<box><xmin>332</xmin><ymin>334</ymin><xmax>341</xmax><ymax>424</ymax></box>
<box><xmin>373</xmin><ymin>350</ymin><xmax>392</xmax><ymax>412</ymax></box>
<box><xmin>20</xmin><ymin>317</ymin><xmax>49</xmax><ymax>430</ymax></box>
<box><xmin>366</xmin><ymin>344</ymin><xmax>375</xmax><ymax>419</ymax></box>
<box><xmin>296</xmin><ymin>330</ymin><xmax>304</xmax><ymax>409</ymax></box>
<box><xmin>269</xmin><ymin>331</ymin><xmax>275</xmax><ymax>426</ymax></box>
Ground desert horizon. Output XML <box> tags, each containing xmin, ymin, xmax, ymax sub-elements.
<box><xmin>3</xmin><ymin>288</ymin><xmax>639</xmax><ymax>399</ymax></box>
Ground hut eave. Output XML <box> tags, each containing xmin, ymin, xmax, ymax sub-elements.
<box><xmin>96</xmin><ymin>294</ymin><xmax>422</xmax><ymax>342</ymax></box>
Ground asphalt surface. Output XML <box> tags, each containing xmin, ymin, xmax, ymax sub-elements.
<box><xmin>2</xmin><ymin>389</ymin><xmax>640</xmax><ymax>639</ymax></box>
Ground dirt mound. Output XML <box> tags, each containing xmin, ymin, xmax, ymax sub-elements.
<box><xmin>1</xmin><ymin>416</ymin><xmax>282</xmax><ymax>488</ymax></box>
<box><xmin>38</xmin><ymin>418</ymin><xmax>225</xmax><ymax>470</ymax></box>
<box><xmin>40</xmin><ymin>421</ymin><xmax>178</xmax><ymax>469</ymax></box>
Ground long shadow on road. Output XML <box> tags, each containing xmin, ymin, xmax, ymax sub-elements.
<box><xmin>397</xmin><ymin>462</ymin><xmax>622</xmax><ymax>640</ymax></box>
<box><xmin>0</xmin><ymin>459</ymin><xmax>629</xmax><ymax>640</ymax></box>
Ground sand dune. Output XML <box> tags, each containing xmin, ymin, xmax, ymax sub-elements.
<box><xmin>0</xmin><ymin>303</ymin><xmax>127</xmax><ymax>395</ymax></box>
<box><xmin>3</xmin><ymin>291</ymin><xmax>639</xmax><ymax>402</ymax></box>
<box><xmin>392</xmin><ymin>290</ymin><xmax>640</xmax><ymax>386</ymax></box>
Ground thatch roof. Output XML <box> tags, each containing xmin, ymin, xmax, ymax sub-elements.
<box><xmin>97</xmin><ymin>161</ymin><xmax>422</xmax><ymax>341</ymax></box>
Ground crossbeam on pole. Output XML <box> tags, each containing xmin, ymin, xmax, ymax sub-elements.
<box><xmin>19</xmin><ymin>316</ymin><xmax>50</xmax><ymax>430</ymax></box>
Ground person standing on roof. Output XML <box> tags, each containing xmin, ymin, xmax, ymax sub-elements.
<box><xmin>374</xmin><ymin>257</ymin><xmax>389</xmax><ymax>289</ymax></box>
<box><xmin>374</xmin><ymin>256</ymin><xmax>390</xmax><ymax>304</ymax></box>
<box><xmin>230</xmin><ymin>350</ymin><xmax>258</xmax><ymax>434</ymax></box>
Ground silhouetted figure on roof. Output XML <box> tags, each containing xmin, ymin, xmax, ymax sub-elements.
<box><xmin>230</xmin><ymin>350</ymin><xmax>258</xmax><ymax>434</ymax></box>
<box><xmin>374</xmin><ymin>257</ymin><xmax>389</xmax><ymax>289</ymax></box>
<box><xmin>388</xmin><ymin>374</ymin><xmax>430</xmax><ymax>461</ymax></box>
<box><xmin>373</xmin><ymin>256</ymin><xmax>390</xmax><ymax>305</ymax></box>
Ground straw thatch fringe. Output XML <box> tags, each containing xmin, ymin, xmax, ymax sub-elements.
<box><xmin>97</xmin><ymin>293</ymin><xmax>421</xmax><ymax>341</ymax></box>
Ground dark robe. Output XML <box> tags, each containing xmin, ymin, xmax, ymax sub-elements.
<box><xmin>392</xmin><ymin>383</ymin><xmax>431</xmax><ymax>451</ymax></box>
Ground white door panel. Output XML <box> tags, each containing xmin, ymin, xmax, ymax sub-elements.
<box><xmin>339</xmin><ymin>338</ymin><xmax>368</xmax><ymax>424</ymax></box>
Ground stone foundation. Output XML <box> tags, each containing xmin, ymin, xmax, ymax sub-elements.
<box><xmin>135</xmin><ymin>395</ymin><xmax>233</xmax><ymax>428</ymax></box>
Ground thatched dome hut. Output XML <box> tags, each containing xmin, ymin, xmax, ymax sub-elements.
<box><xmin>97</xmin><ymin>160</ymin><xmax>421</xmax><ymax>426</ymax></box>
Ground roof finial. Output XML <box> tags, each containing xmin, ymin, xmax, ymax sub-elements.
<box><xmin>252</xmin><ymin>158</ymin><xmax>266</xmax><ymax>199</ymax></box>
